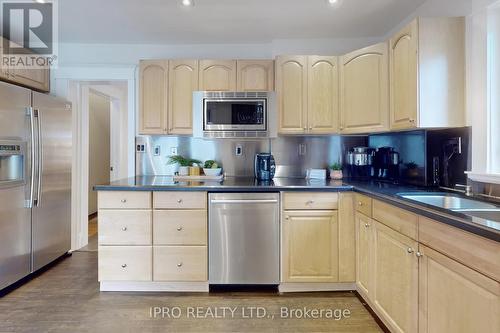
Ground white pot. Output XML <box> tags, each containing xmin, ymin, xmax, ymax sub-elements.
<box><xmin>178</xmin><ymin>166</ymin><xmax>189</xmax><ymax>176</ymax></box>
<box><xmin>330</xmin><ymin>169</ymin><xmax>343</xmax><ymax>180</ymax></box>
<box><xmin>203</xmin><ymin>168</ymin><xmax>222</xmax><ymax>176</ymax></box>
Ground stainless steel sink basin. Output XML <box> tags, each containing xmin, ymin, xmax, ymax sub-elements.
<box><xmin>397</xmin><ymin>193</ymin><xmax>500</xmax><ymax>211</ymax></box>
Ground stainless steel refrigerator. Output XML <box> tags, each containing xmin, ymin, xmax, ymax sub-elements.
<box><xmin>0</xmin><ymin>81</ymin><xmax>72</xmax><ymax>290</ymax></box>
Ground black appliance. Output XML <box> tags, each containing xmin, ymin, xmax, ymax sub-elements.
<box><xmin>373</xmin><ymin>147</ymin><xmax>400</xmax><ymax>181</ymax></box>
<box><xmin>254</xmin><ymin>153</ymin><xmax>276</xmax><ymax>181</ymax></box>
<box><xmin>345</xmin><ymin>147</ymin><xmax>374</xmax><ymax>180</ymax></box>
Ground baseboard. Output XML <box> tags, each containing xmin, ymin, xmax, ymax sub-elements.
<box><xmin>100</xmin><ymin>281</ymin><xmax>209</xmax><ymax>292</ymax></box>
<box><xmin>278</xmin><ymin>282</ymin><xmax>356</xmax><ymax>293</ymax></box>
<box><xmin>353</xmin><ymin>290</ymin><xmax>391</xmax><ymax>333</ymax></box>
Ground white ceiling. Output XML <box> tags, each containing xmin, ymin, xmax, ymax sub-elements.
<box><xmin>59</xmin><ymin>0</ymin><xmax>429</xmax><ymax>44</ymax></box>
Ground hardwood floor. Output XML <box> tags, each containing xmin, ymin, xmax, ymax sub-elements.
<box><xmin>0</xmin><ymin>252</ymin><xmax>383</xmax><ymax>333</ymax></box>
<box><xmin>88</xmin><ymin>215</ymin><xmax>98</xmax><ymax>237</ymax></box>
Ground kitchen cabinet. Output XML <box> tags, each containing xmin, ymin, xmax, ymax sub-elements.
<box><xmin>372</xmin><ymin>221</ymin><xmax>418</xmax><ymax>333</ymax></box>
<box><xmin>418</xmin><ymin>245</ymin><xmax>499</xmax><ymax>333</ymax></box>
<box><xmin>138</xmin><ymin>60</ymin><xmax>168</xmax><ymax>134</ymax></box>
<box><xmin>168</xmin><ymin>60</ymin><xmax>199</xmax><ymax>135</ymax></box>
<box><xmin>389</xmin><ymin>18</ymin><xmax>465</xmax><ymax>130</ymax></box>
<box><xmin>276</xmin><ymin>55</ymin><xmax>339</xmax><ymax>134</ymax></box>
<box><xmin>340</xmin><ymin>42</ymin><xmax>389</xmax><ymax>134</ymax></box>
<box><xmin>276</xmin><ymin>56</ymin><xmax>308</xmax><ymax>134</ymax></box>
<box><xmin>0</xmin><ymin>38</ymin><xmax>50</xmax><ymax>92</ymax></box>
<box><xmin>236</xmin><ymin>60</ymin><xmax>274</xmax><ymax>91</ymax></box>
<box><xmin>355</xmin><ymin>212</ymin><xmax>373</xmax><ymax>298</ymax></box>
<box><xmin>282</xmin><ymin>210</ymin><xmax>339</xmax><ymax>282</ymax></box>
<box><xmin>199</xmin><ymin>60</ymin><xmax>236</xmax><ymax>91</ymax></box>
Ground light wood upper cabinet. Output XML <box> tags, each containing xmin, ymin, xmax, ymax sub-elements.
<box><xmin>282</xmin><ymin>210</ymin><xmax>339</xmax><ymax>282</ymax></box>
<box><xmin>340</xmin><ymin>42</ymin><xmax>389</xmax><ymax>134</ymax></box>
<box><xmin>199</xmin><ymin>60</ymin><xmax>236</xmax><ymax>91</ymax></box>
<box><xmin>139</xmin><ymin>60</ymin><xmax>168</xmax><ymax>135</ymax></box>
<box><xmin>276</xmin><ymin>56</ymin><xmax>308</xmax><ymax>134</ymax></box>
<box><xmin>372</xmin><ymin>221</ymin><xmax>418</xmax><ymax>333</ymax></box>
<box><xmin>390</xmin><ymin>18</ymin><xmax>465</xmax><ymax>130</ymax></box>
<box><xmin>419</xmin><ymin>245</ymin><xmax>500</xmax><ymax>333</ymax></box>
<box><xmin>168</xmin><ymin>60</ymin><xmax>198</xmax><ymax>135</ymax></box>
<box><xmin>308</xmin><ymin>56</ymin><xmax>339</xmax><ymax>134</ymax></box>
<box><xmin>236</xmin><ymin>60</ymin><xmax>274</xmax><ymax>91</ymax></box>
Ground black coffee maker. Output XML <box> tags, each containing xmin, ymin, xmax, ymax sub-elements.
<box><xmin>254</xmin><ymin>153</ymin><xmax>276</xmax><ymax>181</ymax></box>
<box><xmin>373</xmin><ymin>147</ymin><xmax>400</xmax><ymax>181</ymax></box>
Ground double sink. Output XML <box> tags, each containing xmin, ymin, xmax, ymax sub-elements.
<box><xmin>397</xmin><ymin>192</ymin><xmax>500</xmax><ymax>221</ymax></box>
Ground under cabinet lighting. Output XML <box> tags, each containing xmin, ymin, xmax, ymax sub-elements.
<box><xmin>181</xmin><ymin>0</ymin><xmax>194</xmax><ymax>7</ymax></box>
<box><xmin>326</xmin><ymin>0</ymin><xmax>343</xmax><ymax>7</ymax></box>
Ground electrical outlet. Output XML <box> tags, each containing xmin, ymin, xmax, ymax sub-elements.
<box><xmin>299</xmin><ymin>144</ymin><xmax>307</xmax><ymax>156</ymax></box>
<box><xmin>235</xmin><ymin>144</ymin><xmax>243</xmax><ymax>156</ymax></box>
<box><xmin>170</xmin><ymin>147</ymin><xmax>178</xmax><ymax>155</ymax></box>
<box><xmin>153</xmin><ymin>145</ymin><xmax>161</xmax><ymax>156</ymax></box>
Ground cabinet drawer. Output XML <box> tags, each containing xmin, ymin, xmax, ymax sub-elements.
<box><xmin>153</xmin><ymin>191</ymin><xmax>207</xmax><ymax>209</ymax></box>
<box><xmin>98</xmin><ymin>210</ymin><xmax>152</xmax><ymax>245</ymax></box>
<box><xmin>372</xmin><ymin>200</ymin><xmax>418</xmax><ymax>240</ymax></box>
<box><xmin>98</xmin><ymin>246</ymin><xmax>152</xmax><ymax>281</ymax></box>
<box><xmin>153</xmin><ymin>246</ymin><xmax>207</xmax><ymax>281</ymax></box>
<box><xmin>419</xmin><ymin>217</ymin><xmax>500</xmax><ymax>282</ymax></box>
<box><xmin>153</xmin><ymin>210</ymin><xmax>207</xmax><ymax>245</ymax></box>
<box><xmin>355</xmin><ymin>194</ymin><xmax>372</xmax><ymax>217</ymax></box>
<box><xmin>98</xmin><ymin>191</ymin><xmax>151</xmax><ymax>209</ymax></box>
<box><xmin>283</xmin><ymin>192</ymin><xmax>338</xmax><ymax>210</ymax></box>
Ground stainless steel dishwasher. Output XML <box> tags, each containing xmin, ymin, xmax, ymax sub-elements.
<box><xmin>209</xmin><ymin>192</ymin><xmax>280</xmax><ymax>285</ymax></box>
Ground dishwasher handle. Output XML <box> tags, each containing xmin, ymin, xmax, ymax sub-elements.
<box><xmin>210</xmin><ymin>199</ymin><xmax>279</xmax><ymax>204</ymax></box>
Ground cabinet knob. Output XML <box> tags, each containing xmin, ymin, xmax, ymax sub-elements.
<box><xmin>122</xmin><ymin>226</ymin><xmax>128</xmax><ymax>231</ymax></box>
<box><xmin>309</xmin><ymin>126</ymin><xmax>313</xmax><ymax>130</ymax></box>
<box><xmin>358</xmin><ymin>201</ymin><xmax>363</xmax><ymax>206</ymax></box>
<box><xmin>340</xmin><ymin>126</ymin><xmax>344</xmax><ymax>130</ymax></box>
<box><xmin>306</xmin><ymin>200</ymin><xmax>314</xmax><ymax>205</ymax></box>
<box><xmin>365</xmin><ymin>223</ymin><xmax>370</xmax><ymax>228</ymax></box>
<box><xmin>177</xmin><ymin>262</ymin><xmax>183</xmax><ymax>267</ymax></box>
<box><xmin>121</xmin><ymin>199</ymin><xmax>127</xmax><ymax>203</ymax></box>
<box><xmin>177</xmin><ymin>199</ymin><xmax>183</xmax><ymax>204</ymax></box>
<box><xmin>177</xmin><ymin>226</ymin><xmax>183</xmax><ymax>231</ymax></box>
<box><xmin>285</xmin><ymin>216</ymin><xmax>289</xmax><ymax>220</ymax></box>
<box><xmin>409</xmin><ymin>118</ymin><xmax>415</xmax><ymax>123</ymax></box>
<box><xmin>416</xmin><ymin>252</ymin><xmax>423</xmax><ymax>258</ymax></box>
<box><xmin>121</xmin><ymin>264</ymin><xmax>127</xmax><ymax>268</ymax></box>
<box><xmin>407</xmin><ymin>247</ymin><xmax>414</xmax><ymax>254</ymax></box>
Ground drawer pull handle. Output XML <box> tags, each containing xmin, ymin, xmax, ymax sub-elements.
<box><xmin>121</xmin><ymin>199</ymin><xmax>127</xmax><ymax>203</ymax></box>
<box><xmin>358</xmin><ymin>201</ymin><xmax>363</xmax><ymax>206</ymax></box>
<box><xmin>365</xmin><ymin>223</ymin><xmax>370</xmax><ymax>228</ymax></box>
<box><xmin>177</xmin><ymin>262</ymin><xmax>183</xmax><ymax>267</ymax></box>
<box><xmin>416</xmin><ymin>252</ymin><xmax>423</xmax><ymax>258</ymax></box>
<box><xmin>122</xmin><ymin>227</ymin><xmax>127</xmax><ymax>231</ymax></box>
<box><xmin>407</xmin><ymin>248</ymin><xmax>414</xmax><ymax>254</ymax></box>
<box><xmin>177</xmin><ymin>226</ymin><xmax>183</xmax><ymax>231</ymax></box>
<box><xmin>177</xmin><ymin>199</ymin><xmax>183</xmax><ymax>204</ymax></box>
<box><xmin>121</xmin><ymin>264</ymin><xmax>127</xmax><ymax>268</ymax></box>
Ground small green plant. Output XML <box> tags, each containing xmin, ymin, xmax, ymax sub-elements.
<box><xmin>204</xmin><ymin>160</ymin><xmax>220</xmax><ymax>169</ymax></box>
<box><xmin>167</xmin><ymin>155</ymin><xmax>201</xmax><ymax>167</ymax></box>
<box><xmin>330</xmin><ymin>162</ymin><xmax>342</xmax><ymax>171</ymax></box>
<box><xmin>405</xmin><ymin>162</ymin><xmax>418</xmax><ymax>170</ymax></box>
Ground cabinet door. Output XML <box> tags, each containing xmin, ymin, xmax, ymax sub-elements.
<box><xmin>419</xmin><ymin>245</ymin><xmax>500</xmax><ymax>333</ymax></box>
<box><xmin>282</xmin><ymin>210</ymin><xmax>338</xmax><ymax>282</ymax></box>
<box><xmin>236</xmin><ymin>60</ymin><xmax>274</xmax><ymax>91</ymax></box>
<box><xmin>356</xmin><ymin>212</ymin><xmax>373</xmax><ymax>297</ymax></box>
<box><xmin>307</xmin><ymin>56</ymin><xmax>339</xmax><ymax>134</ymax></box>
<box><xmin>139</xmin><ymin>60</ymin><xmax>168</xmax><ymax>134</ymax></box>
<box><xmin>276</xmin><ymin>56</ymin><xmax>307</xmax><ymax>134</ymax></box>
<box><xmin>372</xmin><ymin>221</ymin><xmax>418</xmax><ymax>333</ymax></box>
<box><xmin>390</xmin><ymin>19</ymin><xmax>418</xmax><ymax>130</ymax></box>
<box><xmin>9</xmin><ymin>67</ymin><xmax>50</xmax><ymax>92</ymax></box>
<box><xmin>199</xmin><ymin>60</ymin><xmax>236</xmax><ymax>91</ymax></box>
<box><xmin>340</xmin><ymin>42</ymin><xmax>389</xmax><ymax>134</ymax></box>
<box><xmin>168</xmin><ymin>60</ymin><xmax>198</xmax><ymax>135</ymax></box>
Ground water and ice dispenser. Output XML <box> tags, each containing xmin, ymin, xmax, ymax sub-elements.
<box><xmin>0</xmin><ymin>141</ymin><xmax>25</xmax><ymax>187</ymax></box>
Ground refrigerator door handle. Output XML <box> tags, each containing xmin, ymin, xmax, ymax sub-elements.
<box><xmin>27</xmin><ymin>107</ymin><xmax>35</xmax><ymax>209</ymax></box>
<box><xmin>34</xmin><ymin>108</ymin><xmax>42</xmax><ymax>207</ymax></box>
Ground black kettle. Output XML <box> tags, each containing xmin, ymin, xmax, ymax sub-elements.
<box><xmin>254</xmin><ymin>153</ymin><xmax>276</xmax><ymax>181</ymax></box>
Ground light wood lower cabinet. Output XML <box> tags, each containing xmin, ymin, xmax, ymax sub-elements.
<box><xmin>356</xmin><ymin>212</ymin><xmax>373</xmax><ymax>297</ymax></box>
<box><xmin>98</xmin><ymin>246</ymin><xmax>152</xmax><ymax>281</ymax></box>
<box><xmin>282</xmin><ymin>210</ymin><xmax>339</xmax><ymax>282</ymax></box>
<box><xmin>418</xmin><ymin>245</ymin><xmax>500</xmax><ymax>333</ymax></box>
<box><xmin>372</xmin><ymin>222</ymin><xmax>418</xmax><ymax>333</ymax></box>
<box><xmin>153</xmin><ymin>246</ymin><xmax>207</xmax><ymax>281</ymax></box>
<box><xmin>98</xmin><ymin>210</ymin><xmax>152</xmax><ymax>245</ymax></box>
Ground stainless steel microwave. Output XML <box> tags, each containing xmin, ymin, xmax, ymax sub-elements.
<box><xmin>193</xmin><ymin>91</ymin><xmax>277</xmax><ymax>138</ymax></box>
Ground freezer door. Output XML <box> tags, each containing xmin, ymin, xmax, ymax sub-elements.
<box><xmin>0</xmin><ymin>82</ymin><xmax>32</xmax><ymax>290</ymax></box>
<box><xmin>31</xmin><ymin>92</ymin><xmax>72</xmax><ymax>271</ymax></box>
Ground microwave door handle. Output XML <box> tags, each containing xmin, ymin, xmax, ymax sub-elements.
<box><xmin>27</xmin><ymin>107</ymin><xmax>35</xmax><ymax>209</ymax></box>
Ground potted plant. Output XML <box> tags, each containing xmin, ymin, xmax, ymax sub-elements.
<box><xmin>405</xmin><ymin>161</ymin><xmax>419</xmax><ymax>178</ymax></box>
<box><xmin>329</xmin><ymin>162</ymin><xmax>343</xmax><ymax>180</ymax></box>
<box><xmin>168</xmin><ymin>155</ymin><xmax>201</xmax><ymax>176</ymax></box>
<box><xmin>203</xmin><ymin>160</ymin><xmax>222</xmax><ymax>176</ymax></box>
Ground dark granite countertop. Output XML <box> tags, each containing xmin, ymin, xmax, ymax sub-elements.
<box><xmin>94</xmin><ymin>176</ymin><xmax>500</xmax><ymax>242</ymax></box>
